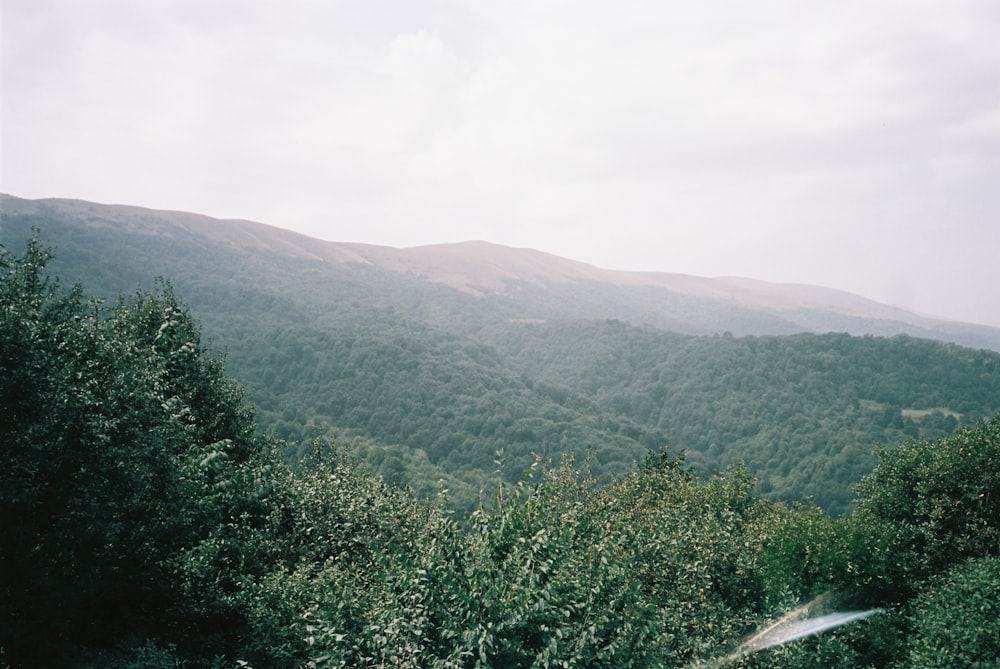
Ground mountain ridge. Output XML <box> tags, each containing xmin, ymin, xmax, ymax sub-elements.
<box><xmin>3</xmin><ymin>193</ymin><xmax>999</xmax><ymax>351</ymax></box>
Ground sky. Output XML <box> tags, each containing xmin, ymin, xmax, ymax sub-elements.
<box><xmin>3</xmin><ymin>0</ymin><xmax>1000</xmax><ymax>327</ymax></box>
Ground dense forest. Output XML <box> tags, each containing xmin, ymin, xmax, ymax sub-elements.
<box><xmin>221</xmin><ymin>317</ymin><xmax>1000</xmax><ymax>517</ymax></box>
<box><xmin>482</xmin><ymin>320</ymin><xmax>1000</xmax><ymax>514</ymax></box>
<box><xmin>3</xmin><ymin>239</ymin><xmax>1000</xmax><ymax>666</ymax></box>
<box><xmin>5</xmin><ymin>204</ymin><xmax>1000</xmax><ymax>517</ymax></box>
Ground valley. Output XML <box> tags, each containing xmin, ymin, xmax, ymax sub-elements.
<box><xmin>4</xmin><ymin>194</ymin><xmax>1000</xmax><ymax>515</ymax></box>
<box><xmin>4</xmin><ymin>196</ymin><xmax>1000</xmax><ymax>667</ymax></box>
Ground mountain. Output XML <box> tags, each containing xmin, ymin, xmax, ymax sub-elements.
<box><xmin>4</xmin><ymin>194</ymin><xmax>1000</xmax><ymax>515</ymax></box>
<box><xmin>3</xmin><ymin>194</ymin><xmax>998</xmax><ymax>350</ymax></box>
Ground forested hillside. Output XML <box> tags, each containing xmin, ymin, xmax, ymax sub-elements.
<box><xmin>3</xmin><ymin>239</ymin><xmax>999</xmax><ymax>667</ymax></box>
<box><xmin>4</xmin><ymin>195</ymin><xmax>1000</xmax><ymax>515</ymax></box>
<box><xmin>232</xmin><ymin>320</ymin><xmax>665</xmax><ymax>509</ymax></box>
<box><xmin>221</xmin><ymin>317</ymin><xmax>1000</xmax><ymax>515</ymax></box>
<box><xmin>483</xmin><ymin>321</ymin><xmax>1000</xmax><ymax>514</ymax></box>
<box><xmin>5</xmin><ymin>195</ymin><xmax>1000</xmax><ymax>350</ymax></box>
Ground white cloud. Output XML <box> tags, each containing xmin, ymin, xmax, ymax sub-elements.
<box><xmin>2</xmin><ymin>0</ymin><xmax>1000</xmax><ymax>326</ymax></box>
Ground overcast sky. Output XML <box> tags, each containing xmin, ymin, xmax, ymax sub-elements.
<box><xmin>3</xmin><ymin>1</ymin><xmax>1000</xmax><ymax>327</ymax></box>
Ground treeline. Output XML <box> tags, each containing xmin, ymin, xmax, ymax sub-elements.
<box><xmin>230</xmin><ymin>321</ymin><xmax>665</xmax><ymax>512</ymax></box>
<box><xmin>226</xmin><ymin>316</ymin><xmax>1000</xmax><ymax>516</ymax></box>
<box><xmin>483</xmin><ymin>320</ymin><xmax>1000</xmax><ymax>514</ymax></box>
<box><xmin>4</xmin><ymin>240</ymin><xmax>1000</xmax><ymax>667</ymax></box>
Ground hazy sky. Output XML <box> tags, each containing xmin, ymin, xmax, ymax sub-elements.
<box><xmin>3</xmin><ymin>1</ymin><xmax>1000</xmax><ymax>327</ymax></box>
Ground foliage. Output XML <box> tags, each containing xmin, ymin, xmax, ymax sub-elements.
<box><xmin>756</xmin><ymin>505</ymin><xmax>859</xmax><ymax>607</ymax></box>
<box><xmin>1</xmin><ymin>239</ymin><xmax>273</xmax><ymax>665</ymax></box>
<box><xmin>594</xmin><ymin>457</ymin><xmax>770</xmax><ymax>663</ymax></box>
<box><xmin>5</xmin><ymin>235</ymin><xmax>1000</xmax><ymax>667</ymax></box>
<box><xmin>8</xmin><ymin>206</ymin><xmax>1000</xmax><ymax>517</ymax></box>
<box><xmin>232</xmin><ymin>320</ymin><xmax>665</xmax><ymax>509</ymax></box>
<box><xmin>303</xmin><ymin>459</ymin><xmax>663</xmax><ymax>668</ymax></box>
<box><xmin>484</xmin><ymin>321</ymin><xmax>1000</xmax><ymax>515</ymax></box>
<box><xmin>853</xmin><ymin>414</ymin><xmax>1000</xmax><ymax>592</ymax></box>
<box><xmin>302</xmin><ymin>454</ymin><xmax>776</xmax><ymax>668</ymax></box>
<box><xmin>226</xmin><ymin>440</ymin><xmax>430</xmax><ymax>666</ymax></box>
<box><xmin>697</xmin><ymin>415</ymin><xmax>1000</xmax><ymax>667</ymax></box>
<box><xmin>906</xmin><ymin>557</ymin><xmax>1000</xmax><ymax>668</ymax></box>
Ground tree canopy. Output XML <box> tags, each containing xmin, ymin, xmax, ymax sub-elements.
<box><xmin>2</xmin><ymin>238</ymin><xmax>999</xmax><ymax>668</ymax></box>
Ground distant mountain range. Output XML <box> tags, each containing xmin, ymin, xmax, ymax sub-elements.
<box><xmin>3</xmin><ymin>194</ymin><xmax>999</xmax><ymax>351</ymax></box>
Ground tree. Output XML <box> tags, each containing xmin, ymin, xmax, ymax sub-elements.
<box><xmin>906</xmin><ymin>557</ymin><xmax>1000</xmax><ymax>668</ymax></box>
<box><xmin>0</xmin><ymin>238</ymin><xmax>271</xmax><ymax>666</ymax></box>
<box><xmin>853</xmin><ymin>413</ymin><xmax>1000</xmax><ymax>593</ymax></box>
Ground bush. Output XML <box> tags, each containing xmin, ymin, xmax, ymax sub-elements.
<box><xmin>906</xmin><ymin>557</ymin><xmax>1000</xmax><ymax>668</ymax></box>
<box><xmin>853</xmin><ymin>414</ymin><xmax>1000</xmax><ymax>595</ymax></box>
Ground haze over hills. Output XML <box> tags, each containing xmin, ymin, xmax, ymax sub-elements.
<box><xmin>3</xmin><ymin>194</ymin><xmax>999</xmax><ymax>351</ymax></box>
<box><xmin>5</xmin><ymin>193</ymin><xmax>1000</xmax><ymax>516</ymax></box>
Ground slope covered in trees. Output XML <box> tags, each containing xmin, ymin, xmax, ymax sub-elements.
<box><xmin>5</xmin><ymin>195</ymin><xmax>1000</xmax><ymax>350</ymax></box>
<box><xmin>3</xmin><ymin>240</ymin><xmax>999</xmax><ymax>667</ymax></box>
<box><xmin>229</xmin><ymin>320</ymin><xmax>667</xmax><ymax>510</ymax></box>
<box><xmin>224</xmin><ymin>317</ymin><xmax>1000</xmax><ymax>516</ymax></box>
<box><xmin>482</xmin><ymin>320</ymin><xmax>1000</xmax><ymax>514</ymax></box>
<box><xmin>5</xmin><ymin>198</ymin><xmax>1000</xmax><ymax>515</ymax></box>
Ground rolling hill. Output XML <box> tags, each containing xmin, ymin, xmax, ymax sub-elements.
<box><xmin>4</xmin><ymin>193</ymin><xmax>1000</xmax><ymax>514</ymax></box>
<box><xmin>4</xmin><ymin>194</ymin><xmax>999</xmax><ymax>348</ymax></box>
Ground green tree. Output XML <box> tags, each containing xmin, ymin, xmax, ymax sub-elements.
<box><xmin>852</xmin><ymin>413</ymin><xmax>1000</xmax><ymax>595</ymax></box>
<box><xmin>306</xmin><ymin>460</ymin><xmax>661</xmax><ymax>668</ymax></box>
<box><xmin>0</xmin><ymin>239</ymin><xmax>272</xmax><ymax>666</ymax></box>
<box><xmin>594</xmin><ymin>455</ymin><xmax>771</xmax><ymax>665</ymax></box>
<box><xmin>906</xmin><ymin>557</ymin><xmax>1000</xmax><ymax>668</ymax></box>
